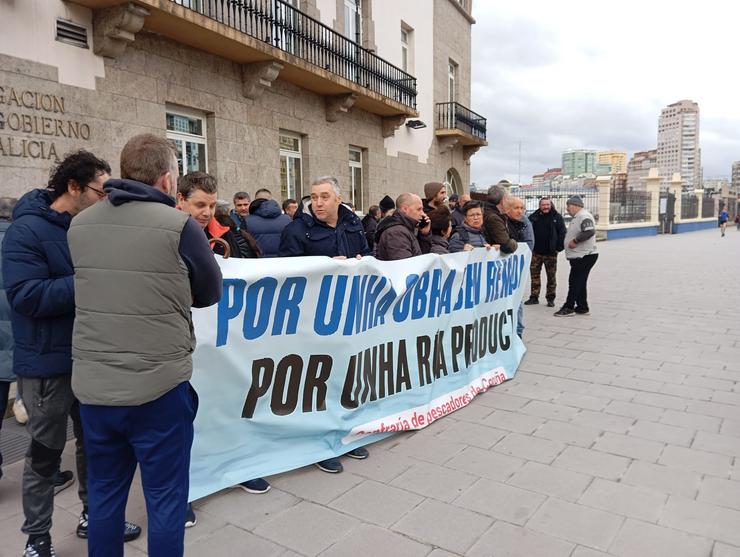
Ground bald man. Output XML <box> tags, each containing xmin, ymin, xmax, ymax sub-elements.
<box><xmin>375</xmin><ymin>193</ymin><xmax>431</xmax><ymax>260</ymax></box>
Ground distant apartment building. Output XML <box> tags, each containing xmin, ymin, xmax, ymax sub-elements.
<box><xmin>733</xmin><ymin>161</ymin><xmax>740</xmax><ymax>195</ymax></box>
<box><xmin>626</xmin><ymin>149</ymin><xmax>657</xmax><ymax>190</ymax></box>
<box><xmin>597</xmin><ymin>150</ymin><xmax>627</xmax><ymax>174</ymax></box>
<box><xmin>702</xmin><ymin>177</ymin><xmax>728</xmax><ymax>194</ymax></box>
<box><xmin>0</xmin><ymin>0</ymin><xmax>487</xmax><ymax>206</ymax></box>
<box><xmin>656</xmin><ymin>99</ymin><xmax>701</xmax><ymax>191</ymax></box>
<box><xmin>531</xmin><ymin>167</ymin><xmax>561</xmax><ymax>188</ymax></box>
<box><xmin>562</xmin><ymin>149</ymin><xmax>610</xmax><ymax>178</ymax></box>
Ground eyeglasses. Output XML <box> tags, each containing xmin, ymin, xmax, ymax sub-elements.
<box><xmin>87</xmin><ymin>185</ymin><xmax>106</xmax><ymax>198</ymax></box>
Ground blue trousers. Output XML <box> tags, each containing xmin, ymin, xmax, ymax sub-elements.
<box><xmin>80</xmin><ymin>382</ymin><xmax>198</xmax><ymax>557</ymax></box>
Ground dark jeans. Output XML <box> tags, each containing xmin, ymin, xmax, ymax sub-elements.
<box><xmin>0</xmin><ymin>380</ymin><xmax>10</xmax><ymax>473</ymax></box>
<box><xmin>564</xmin><ymin>254</ymin><xmax>599</xmax><ymax>311</ymax></box>
<box><xmin>81</xmin><ymin>382</ymin><xmax>198</xmax><ymax>557</ymax></box>
<box><xmin>19</xmin><ymin>375</ymin><xmax>76</xmax><ymax>537</ymax></box>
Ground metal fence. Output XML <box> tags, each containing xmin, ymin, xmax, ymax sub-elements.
<box><xmin>681</xmin><ymin>194</ymin><xmax>699</xmax><ymax>219</ymax></box>
<box><xmin>172</xmin><ymin>0</ymin><xmax>417</xmax><ymax>109</ymax></box>
<box><xmin>436</xmin><ymin>102</ymin><xmax>487</xmax><ymax>140</ymax></box>
<box><xmin>701</xmin><ymin>194</ymin><xmax>716</xmax><ymax>218</ymax></box>
<box><xmin>609</xmin><ymin>189</ymin><xmax>651</xmax><ymax>224</ymax></box>
<box><xmin>509</xmin><ymin>189</ymin><xmax>599</xmax><ymax>223</ymax></box>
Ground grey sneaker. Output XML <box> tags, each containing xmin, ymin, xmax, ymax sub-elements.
<box><xmin>52</xmin><ymin>470</ymin><xmax>74</xmax><ymax>496</ymax></box>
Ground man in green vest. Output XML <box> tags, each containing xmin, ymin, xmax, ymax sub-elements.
<box><xmin>68</xmin><ymin>134</ymin><xmax>222</xmax><ymax>557</ymax></box>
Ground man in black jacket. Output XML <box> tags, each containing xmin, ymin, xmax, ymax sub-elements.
<box><xmin>526</xmin><ymin>197</ymin><xmax>566</xmax><ymax>307</ymax></box>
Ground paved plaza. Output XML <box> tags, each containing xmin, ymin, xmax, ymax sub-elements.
<box><xmin>1</xmin><ymin>226</ymin><xmax>739</xmax><ymax>557</ymax></box>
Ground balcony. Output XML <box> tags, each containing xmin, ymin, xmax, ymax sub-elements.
<box><xmin>435</xmin><ymin>102</ymin><xmax>487</xmax><ymax>146</ymax></box>
<box><xmin>71</xmin><ymin>0</ymin><xmax>418</xmax><ymax>118</ymax></box>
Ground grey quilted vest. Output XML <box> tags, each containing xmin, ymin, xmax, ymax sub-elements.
<box><xmin>68</xmin><ymin>199</ymin><xmax>193</xmax><ymax>406</ymax></box>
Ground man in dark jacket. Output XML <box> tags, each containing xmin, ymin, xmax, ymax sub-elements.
<box><xmin>375</xmin><ymin>193</ymin><xmax>430</xmax><ymax>261</ymax></box>
<box><xmin>0</xmin><ymin>197</ymin><xmax>17</xmax><ymax>482</ymax></box>
<box><xmin>230</xmin><ymin>191</ymin><xmax>250</xmax><ymax>231</ymax></box>
<box><xmin>2</xmin><ymin>151</ymin><xmax>142</xmax><ymax>557</ymax></box>
<box><xmin>361</xmin><ymin>205</ymin><xmax>380</xmax><ymax>252</ymax></box>
<box><xmin>67</xmin><ymin>134</ymin><xmax>222</xmax><ymax>557</ymax></box>
<box><xmin>482</xmin><ymin>183</ymin><xmax>518</xmax><ymax>254</ymax></box>
<box><xmin>279</xmin><ymin>176</ymin><xmax>371</xmax><ymax>259</ymax></box>
<box><xmin>506</xmin><ymin>197</ymin><xmax>534</xmax><ymax>339</ymax></box>
<box><xmin>526</xmin><ymin>197</ymin><xmax>566</xmax><ymax>307</ymax></box>
<box><xmin>278</xmin><ymin>176</ymin><xmax>370</xmax><ymax>473</ymax></box>
<box><xmin>245</xmin><ymin>193</ymin><xmax>291</xmax><ymax>257</ymax></box>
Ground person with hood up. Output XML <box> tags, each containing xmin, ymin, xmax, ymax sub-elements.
<box><xmin>245</xmin><ymin>190</ymin><xmax>292</xmax><ymax>257</ymax></box>
<box><xmin>375</xmin><ymin>193</ymin><xmax>431</xmax><ymax>261</ymax></box>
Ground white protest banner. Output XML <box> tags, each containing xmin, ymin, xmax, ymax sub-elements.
<box><xmin>189</xmin><ymin>245</ymin><xmax>530</xmax><ymax>500</ymax></box>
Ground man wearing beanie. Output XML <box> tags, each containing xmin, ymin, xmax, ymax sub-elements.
<box><xmin>554</xmin><ymin>195</ymin><xmax>598</xmax><ymax>317</ymax></box>
<box><xmin>378</xmin><ymin>195</ymin><xmax>395</xmax><ymax>220</ymax></box>
<box><xmin>423</xmin><ymin>181</ymin><xmax>447</xmax><ymax>214</ymax></box>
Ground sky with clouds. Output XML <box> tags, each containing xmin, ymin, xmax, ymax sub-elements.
<box><xmin>469</xmin><ymin>1</ymin><xmax>739</xmax><ymax>186</ymax></box>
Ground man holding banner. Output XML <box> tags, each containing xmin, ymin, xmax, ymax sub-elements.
<box><xmin>278</xmin><ymin>176</ymin><xmax>371</xmax><ymax>473</ymax></box>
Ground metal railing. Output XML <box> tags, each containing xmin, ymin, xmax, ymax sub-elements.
<box><xmin>609</xmin><ymin>189</ymin><xmax>651</xmax><ymax>224</ymax></box>
<box><xmin>172</xmin><ymin>0</ymin><xmax>417</xmax><ymax>109</ymax></box>
<box><xmin>681</xmin><ymin>194</ymin><xmax>699</xmax><ymax>219</ymax></box>
<box><xmin>507</xmin><ymin>188</ymin><xmax>599</xmax><ymax>224</ymax></box>
<box><xmin>701</xmin><ymin>194</ymin><xmax>716</xmax><ymax>218</ymax></box>
<box><xmin>436</xmin><ymin>102</ymin><xmax>487</xmax><ymax>140</ymax></box>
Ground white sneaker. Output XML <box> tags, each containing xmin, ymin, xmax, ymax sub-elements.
<box><xmin>13</xmin><ymin>398</ymin><xmax>28</xmax><ymax>425</ymax></box>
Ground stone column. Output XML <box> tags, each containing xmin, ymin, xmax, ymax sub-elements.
<box><xmin>694</xmin><ymin>188</ymin><xmax>705</xmax><ymax>218</ymax></box>
<box><xmin>595</xmin><ymin>175</ymin><xmax>611</xmax><ymax>238</ymax></box>
<box><xmin>643</xmin><ymin>167</ymin><xmax>661</xmax><ymax>224</ymax></box>
<box><xmin>670</xmin><ymin>173</ymin><xmax>683</xmax><ymax>224</ymax></box>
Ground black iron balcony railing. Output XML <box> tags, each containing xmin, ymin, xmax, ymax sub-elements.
<box><xmin>173</xmin><ymin>0</ymin><xmax>417</xmax><ymax>109</ymax></box>
<box><xmin>436</xmin><ymin>102</ymin><xmax>487</xmax><ymax>140</ymax></box>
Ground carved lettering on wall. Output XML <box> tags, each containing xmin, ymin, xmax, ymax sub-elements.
<box><xmin>0</xmin><ymin>86</ymin><xmax>92</xmax><ymax>162</ymax></box>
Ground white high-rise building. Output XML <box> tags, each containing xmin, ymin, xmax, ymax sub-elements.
<box><xmin>656</xmin><ymin>100</ymin><xmax>700</xmax><ymax>190</ymax></box>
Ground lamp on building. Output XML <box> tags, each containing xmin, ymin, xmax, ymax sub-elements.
<box><xmin>405</xmin><ymin>120</ymin><xmax>427</xmax><ymax>129</ymax></box>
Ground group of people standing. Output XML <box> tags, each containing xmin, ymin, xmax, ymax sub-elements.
<box><xmin>0</xmin><ymin>132</ymin><xmax>598</xmax><ymax>557</ymax></box>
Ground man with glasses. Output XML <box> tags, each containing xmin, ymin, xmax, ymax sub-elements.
<box><xmin>2</xmin><ymin>150</ymin><xmax>141</xmax><ymax>557</ymax></box>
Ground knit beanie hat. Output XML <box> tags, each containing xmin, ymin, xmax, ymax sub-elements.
<box><xmin>566</xmin><ymin>195</ymin><xmax>584</xmax><ymax>207</ymax></box>
<box><xmin>379</xmin><ymin>195</ymin><xmax>395</xmax><ymax>211</ymax></box>
<box><xmin>424</xmin><ymin>181</ymin><xmax>445</xmax><ymax>200</ymax></box>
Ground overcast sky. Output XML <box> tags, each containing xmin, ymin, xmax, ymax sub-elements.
<box><xmin>469</xmin><ymin>1</ymin><xmax>739</xmax><ymax>186</ymax></box>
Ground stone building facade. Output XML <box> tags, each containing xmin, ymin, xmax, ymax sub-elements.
<box><xmin>0</xmin><ymin>0</ymin><xmax>487</xmax><ymax>211</ymax></box>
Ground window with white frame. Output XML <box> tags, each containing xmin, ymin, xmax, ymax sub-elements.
<box><xmin>349</xmin><ymin>146</ymin><xmax>363</xmax><ymax>211</ymax></box>
<box><xmin>401</xmin><ymin>27</ymin><xmax>409</xmax><ymax>72</ymax></box>
<box><xmin>166</xmin><ymin>109</ymin><xmax>207</xmax><ymax>175</ymax></box>
<box><xmin>279</xmin><ymin>132</ymin><xmax>303</xmax><ymax>201</ymax></box>
<box><xmin>344</xmin><ymin>0</ymin><xmax>361</xmax><ymax>42</ymax></box>
<box><xmin>448</xmin><ymin>60</ymin><xmax>458</xmax><ymax>102</ymax></box>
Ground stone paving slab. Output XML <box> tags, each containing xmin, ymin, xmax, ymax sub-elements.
<box><xmin>0</xmin><ymin>227</ymin><xmax>739</xmax><ymax>556</ymax></box>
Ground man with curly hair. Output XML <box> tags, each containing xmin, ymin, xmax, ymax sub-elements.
<box><xmin>2</xmin><ymin>151</ymin><xmax>141</xmax><ymax>557</ymax></box>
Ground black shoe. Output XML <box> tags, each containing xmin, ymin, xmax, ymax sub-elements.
<box><xmin>52</xmin><ymin>470</ymin><xmax>74</xmax><ymax>496</ymax></box>
<box><xmin>185</xmin><ymin>504</ymin><xmax>197</xmax><ymax>528</ymax></box>
<box><xmin>575</xmin><ymin>308</ymin><xmax>590</xmax><ymax>315</ymax></box>
<box><xmin>315</xmin><ymin>458</ymin><xmax>343</xmax><ymax>473</ymax></box>
<box><xmin>554</xmin><ymin>307</ymin><xmax>575</xmax><ymax>317</ymax></box>
<box><xmin>23</xmin><ymin>535</ymin><xmax>56</xmax><ymax>557</ymax></box>
<box><xmin>76</xmin><ymin>509</ymin><xmax>141</xmax><ymax>542</ymax></box>
<box><xmin>237</xmin><ymin>478</ymin><xmax>271</xmax><ymax>494</ymax></box>
<box><xmin>345</xmin><ymin>446</ymin><xmax>369</xmax><ymax>459</ymax></box>
<box><xmin>546</xmin><ymin>300</ymin><xmax>555</xmax><ymax>308</ymax></box>
<box><xmin>524</xmin><ymin>297</ymin><xmax>539</xmax><ymax>305</ymax></box>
